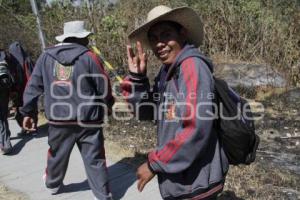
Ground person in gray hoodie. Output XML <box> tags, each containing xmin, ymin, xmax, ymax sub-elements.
<box><xmin>8</xmin><ymin>41</ymin><xmax>34</xmax><ymax>106</ymax></box>
<box><xmin>21</xmin><ymin>21</ymin><xmax>114</xmax><ymax>200</ymax></box>
<box><xmin>8</xmin><ymin>41</ymin><xmax>35</xmax><ymax>133</ymax></box>
<box><xmin>121</xmin><ymin>6</ymin><xmax>229</xmax><ymax>200</ymax></box>
<box><xmin>0</xmin><ymin>50</ymin><xmax>14</xmax><ymax>155</ymax></box>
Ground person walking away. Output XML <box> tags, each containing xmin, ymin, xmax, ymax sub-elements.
<box><xmin>21</xmin><ymin>21</ymin><xmax>114</xmax><ymax>200</ymax></box>
<box><xmin>0</xmin><ymin>50</ymin><xmax>15</xmax><ymax>155</ymax></box>
<box><xmin>8</xmin><ymin>41</ymin><xmax>35</xmax><ymax>133</ymax></box>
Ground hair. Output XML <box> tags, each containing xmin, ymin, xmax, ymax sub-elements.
<box><xmin>63</xmin><ymin>37</ymin><xmax>89</xmax><ymax>46</ymax></box>
<box><xmin>147</xmin><ymin>20</ymin><xmax>184</xmax><ymax>42</ymax></box>
<box><xmin>148</xmin><ymin>20</ymin><xmax>183</xmax><ymax>34</ymax></box>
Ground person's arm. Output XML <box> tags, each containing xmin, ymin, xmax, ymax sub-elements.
<box><xmin>148</xmin><ymin>57</ymin><xmax>215</xmax><ymax>173</ymax></box>
<box><xmin>87</xmin><ymin>51</ymin><xmax>115</xmax><ymax>112</ymax></box>
<box><xmin>121</xmin><ymin>41</ymin><xmax>158</xmax><ymax>120</ymax></box>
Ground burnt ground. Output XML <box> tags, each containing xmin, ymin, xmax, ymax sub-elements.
<box><xmin>103</xmin><ymin>87</ymin><xmax>300</xmax><ymax>200</ymax></box>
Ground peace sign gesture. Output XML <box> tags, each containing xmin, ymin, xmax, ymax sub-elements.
<box><xmin>127</xmin><ymin>41</ymin><xmax>147</xmax><ymax>75</ymax></box>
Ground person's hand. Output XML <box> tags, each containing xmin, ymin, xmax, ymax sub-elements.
<box><xmin>127</xmin><ymin>41</ymin><xmax>147</xmax><ymax>75</ymax></box>
<box><xmin>22</xmin><ymin>116</ymin><xmax>37</xmax><ymax>132</ymax></box>
<box><xmin>136</xmin><ymin>162</ymin><xmax>155</xmax><ymax>192</ymax></box>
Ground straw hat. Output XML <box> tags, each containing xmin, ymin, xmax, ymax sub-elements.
<box><xmin>55</xmin><ymin>20</ymin><xmax>92</xmax><ymax>42</ymax></box>
<box><xmin>128</xmin><ymin>5</ymin><xmax>204</xmax><ymax>48</ymax></box>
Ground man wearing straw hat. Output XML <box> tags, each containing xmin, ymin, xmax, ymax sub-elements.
<box><xmin>122</xmin><ymin>5</ymin><xmax>229</xmax><ymax>199</ymax></box>
<box><xmin>21</xmin><ymin>20</ymin><xmax>114</xmax><ymax>200</ymax></box>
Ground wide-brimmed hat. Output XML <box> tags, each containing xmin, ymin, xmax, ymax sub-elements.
<box><xmin>128</xmin><ymin>5</ymin><xmax>204</xmax><ymax>48</ymax></box>
<box><xmin>55</xmin><ymin>20</ymin><xmax>92</xmax><ymax>42</ymax></box>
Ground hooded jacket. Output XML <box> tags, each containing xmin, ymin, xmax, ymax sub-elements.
<box><xmin>0</xmin><ymin>50</ymin><xmax>17</xmax><ymax>94</ymax></box>
<box><xmin>8</xmin><ymin>41</ymin><xmax>34</xmax><ymax>82</ymax></box>
<box><xmin>0</xmin><ymin>50</ymin><xmax>10</xmax><ymax>100</ymax></box>
<box><xmin>21</xmin><ymin>43</ymin><xmax>114</xmax><ymax>125</ymax></box>
<box><xmin>122</xmin><ymin>44</ymin><xmax>229</xmax><ymax>199</ymax></box>
<box><xmin>8</xmin><ymin>42</ymin><xmax>35</xmax><ymax>106</ymax></box>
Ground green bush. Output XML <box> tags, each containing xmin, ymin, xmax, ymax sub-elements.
<box><xmin>0</xmin><ymin>0</ymin><xmax>299</xmax><ymax>86</ymax></box>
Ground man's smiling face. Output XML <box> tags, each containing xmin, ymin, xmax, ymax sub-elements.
<box><xmin>148</xmin><ymin>22</ymin><xmax>186</xmax><ymax>65</ymax></box>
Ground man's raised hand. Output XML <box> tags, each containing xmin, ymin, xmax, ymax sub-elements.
<box><xmin>127</xmin><ymin>41</ymin><xmax>147</xmax><ymax>75</ymax></box>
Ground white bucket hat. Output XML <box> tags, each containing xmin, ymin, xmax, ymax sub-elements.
<box><xmin>128</xmin><ymin>5</ymin><xmax>204</xmax><ymax>48</ymax></box>
<box><xmin>55</xmin><ymin>20</ymin><xmax>92</xmax><ymax>42</ymax></box>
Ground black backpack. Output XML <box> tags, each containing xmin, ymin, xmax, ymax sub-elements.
<box><xmin>0</xmin><ymin>61</ymin><xmax>14</xmax><ymax>90</ymax></box>
<box><xmin>213</xmin><ymin>78</ymin><xmax>260</xmax><ymax>165</ymax></box>
<box><xmin>172</xmin><ymin>58</ymin><xmax>259</xmax><ymax>165</ymax></box>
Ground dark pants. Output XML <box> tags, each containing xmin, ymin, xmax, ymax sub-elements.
<box><xmin>45</xmin><ymin>124</ymin><xmax>111</xmax><ymax>200</ymax></box>
<box><xmin>0</xmin><ymin>92</ymin><xmax>12</xmax><ymax>150</ymax></box>
<box><xmin>184</xmin><ymin>195</ymin><xmax>218</xmax><ymax>200</ymax></box>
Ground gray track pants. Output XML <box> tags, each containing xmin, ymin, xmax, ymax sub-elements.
<box><xmin>44</xmin><ymin>124</ymin><xmax>111</xmax><ymax>200</ymax></box>
<box><xmin>0</xmin><ymin>92</ymin><xmax>11</xmax><ymax>150</ymax></box>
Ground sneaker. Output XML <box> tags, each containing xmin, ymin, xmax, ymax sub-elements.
<box><xmin>47</xmin><ymin>185</ymin><xmax>61</xmax><ymax>194</ymax></box>
<box><xmin>0</xmin><ymin>147</ymin><xmax>12</xmax><ymax>155</ymax></box>
<box><xmin>42</xmin><ymin>174</ymin><xmax>62</xmax><ymax>194</ymax></box>
<box><xmin>94</xmin><ymin>193</ymin><xmax>113</xmax><ymax>200</ymax></box>
<box><xmin>7</xmin><ymin>112</ymin><xmax>16</xmax><ymax>120</ymax></box>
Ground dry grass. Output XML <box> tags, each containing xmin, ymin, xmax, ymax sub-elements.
<box><xmin>37</xmin><ymin>112</ymin><xmax>47</xmax><ymax>127</ymax></box>
<box><xmin>0</xmin><ymin>184</ymin><xmax>28</xmax><ymax>200</ymax></box>
<box><xmin>254</xmin><ymin>87</ymin><xmax>287</xmax><ymax>101</ymax></box>
<box><xmin>223</xmin><ymin>163</ymin><xmax>299</xmax><ymax>200</ymax></box>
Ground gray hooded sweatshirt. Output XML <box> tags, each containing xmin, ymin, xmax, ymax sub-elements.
<box><xmin>122</xmin><ymin>44</ymin><xmax>229</xmax><ymax>199</ymax></box>
<box><xmin>21</xmin><ymin>43</ymin><xmax>114</xmax><ymax>124</ymax></box>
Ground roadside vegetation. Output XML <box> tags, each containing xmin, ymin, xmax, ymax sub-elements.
<box><xmin>0</xmin><ymin>0</ymin><xmax>299</xmax><ymax>85</ymax></box>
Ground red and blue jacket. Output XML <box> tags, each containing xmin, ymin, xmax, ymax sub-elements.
<box><xmin>122</xmin><ymin>44</ymin><xmax>228</xmax><ymax>199</ymax></box>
